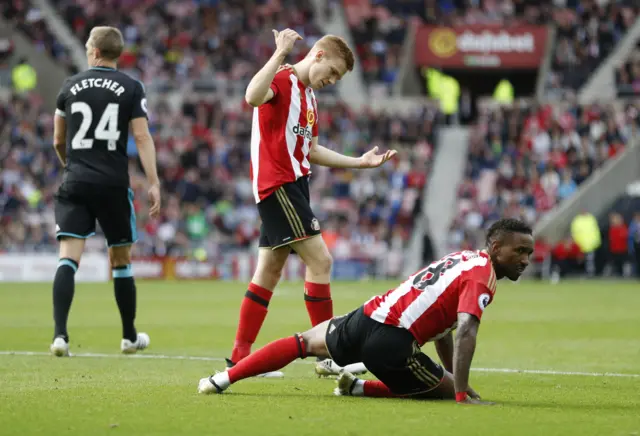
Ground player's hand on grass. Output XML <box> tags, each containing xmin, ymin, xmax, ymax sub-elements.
<box><xmin>458</xmin><ymin>397</ymin><xmax>495</xmax><ymax>406</ymax></box>
<box><xmin>148</xmin><ymin>183</ymin><xmax>161</xmax><ymax>218</ymax></box>
<box><xmin>273</xmin><ymin>29</ymin><xmax>302</xmax><ymax>56</ymax></box>
<box><xmin>359</xmin><ymin>146</ymin><xmax>397</xmax><ymax>168</ymax></box>
<box><xmin>466</xmin><ymin>386</ymin><xmax>481</xmax><ymax>399</ymax></box>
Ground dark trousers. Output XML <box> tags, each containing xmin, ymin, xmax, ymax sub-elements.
<box><xmin>551</xmin><ymin>257</ymin><xmax>582</xmax><ymax>278</ymax></box>
<box><xmin>608</xmin><ymin>252</ymin><xmax>628</xmax><ymax>277</ymax></box>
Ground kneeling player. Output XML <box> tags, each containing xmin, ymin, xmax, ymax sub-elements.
<box><xmin>198</xmin><ymin>219</ymin><xmax>534</xmax><ymax>404</ymax></box>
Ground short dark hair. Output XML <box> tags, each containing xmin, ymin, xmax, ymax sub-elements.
<box><xmin>485</xmin><ymin>218</ymin><xmax>533</xmax><ymax>246</ymax></box>
<box><xmin>89</xmin><ymin>26</ymin><xmax>124</xmax><ymax>61</ymax></box>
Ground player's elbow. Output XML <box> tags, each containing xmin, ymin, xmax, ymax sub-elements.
<box><xmin>244</xmin><ymin>94</ymin><xmax>262</xmax><ymax>107</ymax></box>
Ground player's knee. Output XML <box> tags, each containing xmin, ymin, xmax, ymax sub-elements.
<box><xmin>108</xmin><ymin>246</ymin><xmax>131</xmax><ymax>267</ymax></box>
<box><xmin>309</xmin><ymin>251</ymin><xmax>333</xmax><ymax>276</ymax></box>
<box><xmin>58</xmin><ymin>237</ymin><xmax>85</xmax><ymax>263</ymax></box>
<box><xmin>255</xmin><ymin>264</ymin><xmax>283</xmax><ymax>288</ymax></box>
<box><xmin>253</xmin><ymin>270</ymin><xmax>282</xmax><ymax>289</ymax></box>
<box><xmin>255</xmin><ymin>253</ymin><xmax>286</xmax><ymax>287</ymax></box>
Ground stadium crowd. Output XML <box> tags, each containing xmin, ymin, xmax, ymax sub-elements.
<box><xmin>1</xmin><ymin>0</ymin><xmax>77</xmax><ymax>75</ymax></box>
<box><xmin>344</xmin><ymin>0</ymin><xmax>553</xmax><ymax>93</ymax></box>
<box><xmin>0</xmin><ymin>91</ymin><xmax>439</xmax><ymax>276</ymax></box>
<box><xmin>341</xmin><ymin>0</ymin><xmax>637</xmax><ymax>97</ymax></box>
<box><xmin>49</xmin><ymin>0</ymin><xmax>337</xmax><ymax>96</ymax></box>
<box><xmin>4</xmin><ymin>0</ymin><xmax>638</xmax><ymax>98</ymax></box>
<box><xmin>3</xmin><ymin>0</ymin><xmax>639</xmax><ymax>279</ymax></box>
<box><xmin>449</xmin><ymin>100</ymin><xmax>640</xmax><ymax>275</ymax></box>
<box><xmin>548</xmin><ymin>0</ymin><xmax>637</xmax><ymax>98</ymax></box>
<box><xmin>616</xmin><ymin>38</ymin><xmax>640</xmax><ymax>97</ymax></box>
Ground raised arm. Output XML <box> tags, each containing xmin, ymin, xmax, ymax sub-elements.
<box><xmin>245</xmin><ymin>29</ymin><xmax>301</xmax><ymax>107</ymax></box>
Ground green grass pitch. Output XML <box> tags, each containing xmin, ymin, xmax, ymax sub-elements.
<box><xmin>1</xmin><ymin>279</ymin><xmax>639</xmax><ymax>435</ymax></box>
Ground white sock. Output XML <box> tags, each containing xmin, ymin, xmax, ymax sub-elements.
<box><xmin>343</xmin><ymin>362</ymin><xmax>367</xmax><ymax>375</ymax></box>
<box><xmin>351</xmin><ymin>379</ymin><xmax>365</xmax><ymax>396</ymax></box>
<box><xmin>212</xmin><ymin>371</ymin><xmax>231</xmax><ymax>390</ymax></box>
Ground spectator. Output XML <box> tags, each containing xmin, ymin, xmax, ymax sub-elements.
<box><xmin>532</xmin><ymin>237</ymin><xmax>552</xmax><ymax>279</ymax></box>
<box><xmin>571</xmin><ymin>210</ymin><xmax>601</xmax><ymax>277</ymax></box>
<box><xmin>11</xmin><ymin>57</ymin><xmax>37</xmax><ymax>94</ymax></box>
<box><xmin>628</xmin><ymin>212</ymin><xmax>640</xmax><ymax>278</ymax></box>
<box><xmin>607</xmin><ymin>212</ymin><xmax>628</xmax><ymax>276</ymax></box>
<box><xmin>557</xmin><ymin>168</ymin><xmax>578</xmax><ymax>200</ymax></box>
<box><xmin>550</xmin><ymin>236</ymin><xmax>583</xmax><ymax>282</ymax></box>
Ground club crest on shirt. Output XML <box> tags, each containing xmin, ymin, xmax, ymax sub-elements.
<box><xmin>306</xmin><ymin>108</ymin><xmax>315</xmax><ymax>127</ymax></box>
<box><xmin>311</xmin><ymin>218</ymin><xmax>320</xmax><ymax>231</ymax></box>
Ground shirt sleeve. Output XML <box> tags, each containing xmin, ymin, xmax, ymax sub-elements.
<box><xmin>269</xmin><ymin>69</ymin><xmax>290</xmax><ymax>100</ymax></box>
<box><xmin>55</xmin><ymin>79</ymin><xmax>67</xmax><ymax>118</ymax></box>
<box><xmin>269</xmin><ymin>80</ymin><xmax>279</xmax><ymax>97</ymax></box>
<box><xmin>131</xmin><ymin>80</ymin><xmax>148</xmax><ymax>120</ymax></box>
<box><xmin>457</xmin><ymin>280</ymin><xmax>493</xmax><ymax>321</ymax></box>
<box><xmin>312</xmin><ymin>105</ymin><xmax>319</xmax><ymax>137</ymax></box>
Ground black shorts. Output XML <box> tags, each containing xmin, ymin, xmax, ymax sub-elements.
<box><xmin>54</xmin><ymin>181</ymin><xmax>137</xmax><ymax>247</ymax></box>
<box><xmin>325</xmin><ymin>307</ymin><xmax>445</xmax><ymax>396</ymax></box>
<box><xmin>258</xmin><ymin>176</ymin><xmax>321</xmax><ymax>250</ymax></box>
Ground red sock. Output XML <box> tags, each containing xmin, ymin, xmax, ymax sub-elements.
<box><xmin>228</xmin><ymin>335</ymin><xmax>306</xmax><ymax>383</ymax></box>
<box><xmin>304</xmin><ymin>282</ymin><xmax>332</xmax><ymax>327</ymax></box>
<box><xmin>231</xmin><ymin>282</ymin><xmax>273</xmax><ymax>363</ymax></box>
<box><xmin>363</xmin><ymin>380</ymin><xmax>398</xmax><ymax>398</ymax></box>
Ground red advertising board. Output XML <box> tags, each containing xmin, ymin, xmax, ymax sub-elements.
<box><xmin>414</xmin><ymin>25</ymin><xmax>548</xmax><ymax>69</ymax></box>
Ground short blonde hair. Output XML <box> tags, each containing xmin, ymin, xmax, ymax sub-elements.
<box><xmin>314</xmin><ymin>35</ymin><xmax>355</xmax><ymax>72</ymax></box>
<box><xmin>88</xmin><ymin>26</ymin><xmax>124</xmax><ymax>61</ymax></box>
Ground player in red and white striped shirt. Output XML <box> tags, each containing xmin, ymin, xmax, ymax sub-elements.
<box><xmin>199</xmin><ymin>219</ymin><xmax>534</xmax><ymax>405</ymax></box>
<box><xmin>224</xmin><ymin>29</ymin><xmax>396</xmax><ymax>376</ymax></box>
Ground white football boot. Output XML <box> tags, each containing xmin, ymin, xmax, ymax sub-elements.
<box><xmin>121</xmin><ymin>332</ymin><xmax>150</xmax><ymax>354</ymax></box>
<box><xmin>198</xmin><ymin>371</ymin><xmax>229</xmax><ymax>394</ymax></box>
<box><xmin>315</xmin><ymin>359</ymin><xmax>368</xmax><ymax>378</ymax></box>
<box><xmin>50</xmin><ymin>337</ymin><xmax>70</xmax><ymax>357</ymax></box>
<box><xmin>334</xmin><ymin>371</ymin><xmax>361</xmax><ymax>396</ymax></box>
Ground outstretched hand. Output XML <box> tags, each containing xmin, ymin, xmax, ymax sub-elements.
<box><xmin>359</xmin><ymin>146</ymin><xmax>397</xmax><ymax>169</ymax></box>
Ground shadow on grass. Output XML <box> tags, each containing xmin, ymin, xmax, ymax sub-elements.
<box><xmin>495</xmin><ymin>399</ymin><xmax>639</xmax><ymax>412</ymax></box>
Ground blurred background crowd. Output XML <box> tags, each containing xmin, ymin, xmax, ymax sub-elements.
<box><xmin>1</xmin><ymin>0</ymin><xmax>639</xmax><ymax>279</ymax></box>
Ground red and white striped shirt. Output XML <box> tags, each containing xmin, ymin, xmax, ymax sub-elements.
<box><xmin>363</xmin><ymin>250</ymin><xmax>497</xmax><ymax>346</ymax></box>
<box><xmin>250</xmin><ymin>69</ymin><xmax>319</xmax><ymax>203</ymax></box>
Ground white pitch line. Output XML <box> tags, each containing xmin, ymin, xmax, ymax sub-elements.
<box><xmin>472</xmin><ymin>367</ymin><xmax>640</xmax><ymax>378</ymax></box>
<box><xmin>1</xmin><ymin>350</ymin><xmax>639</xmax><ymax>378</ymax></box>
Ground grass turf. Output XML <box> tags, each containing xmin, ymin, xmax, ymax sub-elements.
<box><xmin>1</xmin><ymin>279</ymin><xmax>639</xmax><ymax>435</ymax></box>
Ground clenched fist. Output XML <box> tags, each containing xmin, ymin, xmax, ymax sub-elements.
<box><xmin>273</xmin><ymin>29</ymin><xmax>303</xmax><ymax>56</ymax></box>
